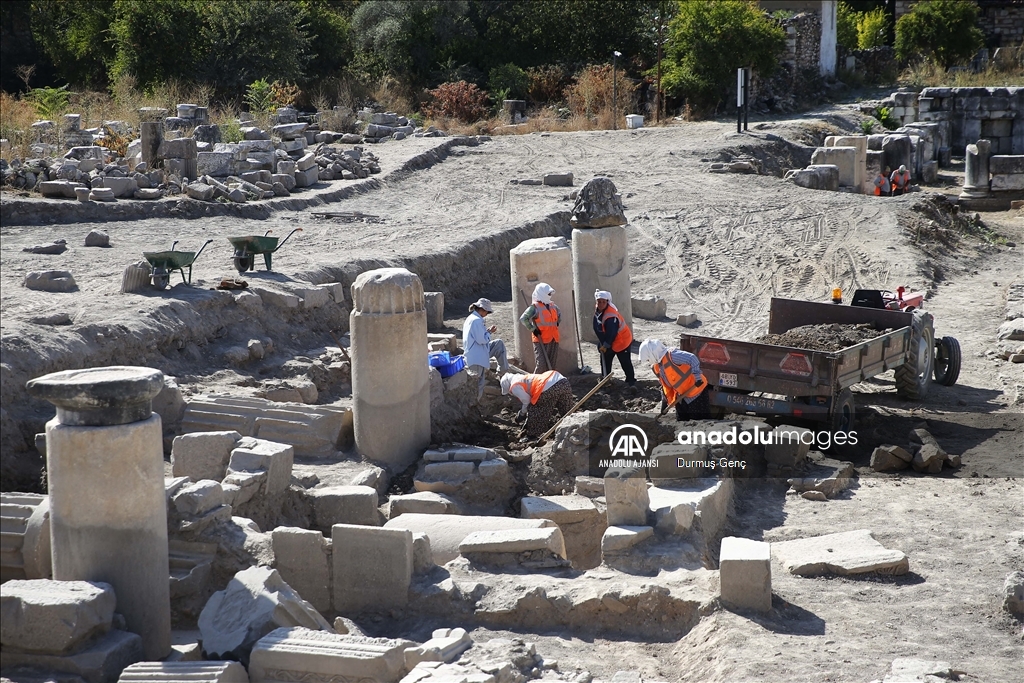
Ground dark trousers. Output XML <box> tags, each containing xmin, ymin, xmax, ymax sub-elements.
<box><xmin>675</xmin><ymin>389</ymin><xmax>711</xmax><ymax>421</ymax></box>
<box><xmin>892</xmin><ymin>187</ymin><xmax>905</xmax><ymax>196</ymax></box>
<box><xmin>533</xmin><ymin>341</ymin><xmax>559</xmax><ymax>372</ymax></box>
<box><xmin>601</xmin><ymin>347</ymin><xmax>635</xmax><ymax>382</ymax></box>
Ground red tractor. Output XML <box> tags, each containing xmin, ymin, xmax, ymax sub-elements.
<box><xmin>848</xmin><ymin>288</ymin><xmax>961</xmax><ymax>387</ymax></box>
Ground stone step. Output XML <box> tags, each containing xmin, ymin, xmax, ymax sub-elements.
<box><xmin>118</xmin><ymin>661</ymin><xmax>249</xmax><ymax>682</ymax></box>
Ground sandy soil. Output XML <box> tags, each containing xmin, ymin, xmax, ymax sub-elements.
<box><xmin>1</xmin><ymin>103</ymin><xmax>1021</xmax><ymax>681</ymax></box>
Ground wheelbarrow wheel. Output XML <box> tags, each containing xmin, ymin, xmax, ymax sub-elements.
<box><xmin>233</xmin><ymin>254</ymin><xmax>253</xmax><ymax>273</ymax></box>
<box><xmin>152</xmin><ymin>267</ymin><xmax>170</xmax><ymax>290</ymax></box>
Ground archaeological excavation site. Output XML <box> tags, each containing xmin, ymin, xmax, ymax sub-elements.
<box><xmin>2</xmin><ymin>56</ymin><xmax>1024</xmax><ymax>683</ymax></box>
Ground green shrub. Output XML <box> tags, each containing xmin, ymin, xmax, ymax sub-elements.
<box><xmin>423</xmin><ymin>81</ymin><xmax>488</xmax><ymax>123</ymax></box>
<box><xmin>876</xmin><ymin>106</ymin><xmax>898</xmax><ymax>130</ymax></box>
<box><xmin>488</xmin><ymin>64</ymin><xmax>529</xmax><ymax>100</ymax></box>
<box><xmin>836</xmin><ymin>2</ymin><xmax>858</xmax><ymax>50</ymax></box>
<box><xmin>661</xmin><ymin>1</ymin><xmax>784</xmax><ymax>115</ymax></box>
<box><xmin>220</xmin><ymin>119</ymin><xmax>243</xmax><ymax>143</ymax></box>
<box><xmin>895</xmin><ymin>0</ymin><xmax>984</xmax><ymax>69</ymax></box>
<box><xmin>244</xmin><ymin>79</ymin><xmax>276</xmax><ymax>116</ymax></box>
<box><xmin>857</xmin><ymin>7</ymin><xmax>889</xmax><ymax>49</ymax></box>
<box><xmin>26</xmin><ymin>85</ymin><xmax>70</xmax><ymax>120</ymax></box>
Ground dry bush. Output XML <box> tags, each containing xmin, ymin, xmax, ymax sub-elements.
<box><xmin>526</xmin><ymin>65</ymin><xmax>569</xmax><ymax>104</ymax></box>
<box><xmin>0</xmin><ymin>91</ymin><xmax>38</xmax><ymax>160</ymax></box>
<box><xmin>423</xmin><ymin>81</ymin><xmax>488</xmax><ymax>123</ymax></box>
<box><xmin>900</xmin><ymin>60</ymin><xmax>1024</xmax><ymax>89</ymax></box>
<box><xmin>370</xmin><ymin>75</ymin><xmax>414</xmax><ymax>114</ymax></box>
<box><xmin>564</xmin><ymin>64</ymin><xmax>638</xmax><ymax>129</ymax></box>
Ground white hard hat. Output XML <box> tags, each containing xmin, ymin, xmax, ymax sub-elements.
<box><xmin>638</xmin><ymin>339</ymin><xmax>668</xmax><ymax>366</ymax></box>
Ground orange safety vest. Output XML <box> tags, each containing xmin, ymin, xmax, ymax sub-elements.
<box><xmin>515</xmin><ymin>370</ymin><xmax>559</xmax><ymax>405</ymax></box>
<box><xmin>533</xmin><ymin>302</ymin><xmax>560</xmax><ymax>344</ymax></box>
<box><xmin>891</xmin><ymin>170</ymin><xmax>910</xmax><ymax>190</ymax></box>
<box><xmin>653</xmin><ymin>353</ymin><xmax>705</xmax><ymax>407</ymax></box>
<box><xmin>597</xmin><ymin>303</ymin><xmax>633</xmax><ymax>353</ymax></box>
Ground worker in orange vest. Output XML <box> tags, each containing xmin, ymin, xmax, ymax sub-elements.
<box><xmin>593</xmin><ymin>290</ymin><xmax>635</xmax><ymax>385</ymax></box>
<box><xmin>518</xmin><ymin>282</ymin><xmax>561</xmax><ymax>372</ymax></box>
<box><xmin>890</xmin><ymin>164</ymin><xmax>911</xmax><ymax>196</ymax></box>
<box><xmin>500</xmin><ymin>370</ymin><xmax>575</xmax><ymax>438</ymax></box>
<box><xmin>873</xmin><ymin>167</ymin><xmax>891</xmax><ymax>196</ymax></box>
<box><xmin>638</xmin><ymin>339</ymin><xmax>709</xmax><ymax>421</ymax></box>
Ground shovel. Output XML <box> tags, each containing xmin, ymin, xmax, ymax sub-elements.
<box><xmin>523</xmin><ymin>373</ymin><xmax>614</xmax><ymax>446</ymax></box>
<box><xmin>571</xmin><ymin>290</ymin><xmax>591</xmax><ymax>374</ymax></box>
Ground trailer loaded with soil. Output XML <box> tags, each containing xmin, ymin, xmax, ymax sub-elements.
<box><xmin>678</xmin><ymin>295</ymin><xmax>961</xmax><ymax>430</ymax></box>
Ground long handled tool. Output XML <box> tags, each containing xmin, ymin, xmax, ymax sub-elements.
<box><xmin>534</xmin><ymin>372</ymin><xmax>614</xmax><ymax>444</ymax></box>
<box><xmin>571</xmin><ymin>290</ymin><xmax>591</xmax><ymax>374</ymax></box>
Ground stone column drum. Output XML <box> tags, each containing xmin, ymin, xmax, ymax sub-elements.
<box><xmin>510</xmin><ymin>237</ymin><xmax>579</xmax><ymax>375</ymax></box>
<box><xmin>350</xmin><ymin>268</ymin><xmax>430</xmax><ymax>471</ymax></box>
<box><xmin>25</xmin><ymin>366</ymin><xmax>171</xmax><ymax>660</ymax></box>
<box><xmin>572</xmin><ymin>226</ymin><xmax>632</xmax><ymax>343</ymax></box>
<box><xmin>961</xmin><ymin>139</ymin><xmax>992</xmax><ymax>198</ymax></box>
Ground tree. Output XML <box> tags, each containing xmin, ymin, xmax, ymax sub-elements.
<box><xmin>836</xmin><ymin>2</ymin><xmax>858</xmax><ymax>50</ymax></box>
<box><xmin>30</xmin><ymin>0</ymin><xmax>114</xmax><ymax>87</ymax></box>
<box><xmin>109</xmin><ymin>0</ymin><xmax>204</xmax><ymax>88</ymax></box>
<box><xmin>660</xmin><ymin>0</ymin><xmax>784</xmax><ymax>114</ymax></box>
<box><xmin>856</xmin><ymin>6</ymin><xmax>889</xmax><ymax>49</ymax></box>
<box><xmin>895</xmin><ymin>0</ymin><xmax>983</xmax><ymax>69</ymax></box>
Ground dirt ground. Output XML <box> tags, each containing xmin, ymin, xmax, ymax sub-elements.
<box><xmin>1</xmin><ymin>102</ymin><xmax>1022</xmax><ymax>681</ymax></box>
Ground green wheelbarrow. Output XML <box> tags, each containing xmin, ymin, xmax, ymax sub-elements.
<box><xmin>143</xmin><ymin>239</ymin><xmax>214</xmax><ymax>290</ymax></box>
<box><xmin>227</xmin><ymin>228</ymin><xmax>303</xmax><ymax>273</ymax></box>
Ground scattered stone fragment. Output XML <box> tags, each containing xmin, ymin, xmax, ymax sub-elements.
<box><xmin>118</xmin><ymin>661</ymin><xmax>249</xmax><ymax>682</ymax></box>
<box><xmin>23</xmin><ymin>240</ymin><xmax>68</xmax><ymax>255</ymax></box>
<box><xmin>570</xmin><ymin>176</ymin><xmax>625</xmax><ymax>227</ymax></box>
<box><xmin>676</xmin><ymin>313</ymin><xmax>699</xmax><ymax>326</ymax></box>
<box><xmin>1003</xmin><ymin>570</ymin><xmax>1024</xmax><ymax>616</ymax></box>
<box><xmin>911</xmin><ymin>443</ymin><xmax>944</xmax><ymax>474</ymax></box>
<box><xmin>249</xmin><ymin>627</ymin><xmax>412</xmax><ymax>683</ymax></box>
<box><xmin>24</xmin><ymin>270</ymin><xmax>77</xmax><ymax>293</ymax></box>
<box><xmin>719</xmin><ymin>537</ymin><xmax>772</xmax><ymax>613</ymax></box>
<box><xmin>773</xmin><ymin>529</ymin><xmax>909</xmax><ymax>577</ymax></box>
<box><xmin>84</xmin><ymin>230</ymin><xmax>109</xmax><ymax>247</ymax></box>
<box><xmin>89</xmin><ymin>187</ymin><xmax>116</xmax><ymax>202</ymax></box>
<box><xmin>0</xmin><ymin>579</ymin><xmax>115</xmax><ymax>655</ymax></box>
<box><xmin>870</xmin><ymin>445</ymin><xmax>912</xmax><ymax>472</ymax></box>
<box><xmin>884</xmin><ymin>658</ymin><xmax>957</xmax><ymax>683</ymax></box>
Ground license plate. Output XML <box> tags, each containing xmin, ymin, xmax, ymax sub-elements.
<box><xmin>719</xmin><ymin>372</ymin><xmax>738</xmax><ymax>388</ymax></box>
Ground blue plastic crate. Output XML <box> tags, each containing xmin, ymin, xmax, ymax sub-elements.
<box><xmin>438</xmin><ymin>355</ymin><xmax>466</xmax><ymax>378</ymax></box>
<box><xmin>428</xmin><ymin>351</ymin><xmax>451</xmax><ymax>367</ymax></box>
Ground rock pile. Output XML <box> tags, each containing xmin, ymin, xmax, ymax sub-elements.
<box><xmin>870</xmin><ymin>427</ymin><xmax>960</xmax><ymax>473</ymax></box>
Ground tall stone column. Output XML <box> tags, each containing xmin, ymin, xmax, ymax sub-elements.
<box><xmin>351</xmin><ymin>268</ymin><xmax>430</xmax><ymax>471</ymax></box>
<box><xmin>961</xmin><ymin>139</ymin><xmax>992</xmax><ymax>198</ymax></box>
<box><xmin>572</xmin><ymin>226</ymin><xmax>633</xmax><ymax>343</ymax></box>
<box><xmin>26</xmin><ymin>366</ymin><xmax>171</xmax><ymax>660</ymax></box>
<box><xmin>510</xmin><ymin>237</ymin><xmax>579</xmax><ymax>375</ymax></box>
<box><xmin>569</xmin><ymin>177</ymin><xmax>633</xmax><ymax>344</ymax></box>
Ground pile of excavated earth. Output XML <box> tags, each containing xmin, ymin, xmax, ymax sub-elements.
<box><xmin>1</xmin><ymin>100</ymin><xmax>1022</xmax><ymax>683</ymax></box>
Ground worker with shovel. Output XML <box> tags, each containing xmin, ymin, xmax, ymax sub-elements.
<box><xmin>639</xmin><ymin>339</ymin><xmax>710</xmax><ymax>421</ymax></box>
<box><xmin>594</xmin><ymin>290</ymin><xmax>636</xmax><ymax>386</ymax></box>
<box><xmin>500</xmin><ymin>370</ymin><xmax>575</xmax><ymax>438</ymax></box>
<box><xmin>518</xmin><ymin>283</ymin><xmax>561</xmax><ymax>372</ymax></box>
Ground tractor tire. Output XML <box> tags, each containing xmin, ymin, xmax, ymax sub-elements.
<box><xmin>829</xmin><ymin>388</ymin><xmax>856</xmax><ymax>433</ymax></box>
<box><xmin>934</xmin><ymin>336</ymin><xmax>961</xmax><ymax>386</ymax></box>
<box><xmin>895</xmin><ymin>309</ymin><xmax>934</xmax><ymax>400</ymax></box>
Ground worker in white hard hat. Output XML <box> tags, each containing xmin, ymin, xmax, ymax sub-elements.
<box><xmin>500</xmin><ymin>370</ymin><xmax>574</xmax><ymax>438</ymax></box>
<box><xmin>593</xmin><ymin>290</ymin><xmax>635</xmax><ymax>385</ymax></box>
<box><xmin>518</xmin><ymin>282</ymin><xmax>561</xmax><ymax>372</ymax></box>
<box><xmin>890</xmin><ymin>164</ymin><xmax>911</xmax><ymax>196</ymax></box>
<box><xmin>638</xmin><ymin>339</ymin><xmax>709</xmax><ymax>420</ymax></box>
<box><xmin>463</xmin><ymin>298</ymin><xmax>509</xmax><ymax>401</ymax></box>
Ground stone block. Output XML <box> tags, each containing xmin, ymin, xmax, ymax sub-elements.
<box><xmin>911</xmin><ymin>443</ymin><xmax>944</xmax><ymax>474</ymax></box>
<box><xmin>422</xmin><ymin>445</ymin><xmax>495</xmax><ymax>462</ymax></box>
<box><xmin>412</xmin><ymin>533</ymin><xmax>434</xmax><ymax>575</ymax></box>
<box><xmin>273</xmin><ymin>123</ymin><xmax>309</xmax><ymax>139</ymax></box>
<box><xmin>460</xmin><ymin>527</ymin><xmax>567</xmax><ymax>558</ymax></box>
<box><xmin>309</xmin><ymin>486</ymin><xmax>379</xmax><ymax>531</ymax></box>
<box><xmin>84</xmin><ymin>230</ymin><xmax>109</xmax><ymax>247</ymax></box>
<box><xmin>764</xmin><ymin>426</ymin><xmax>812</xmax><ymax>466</ymax></box>
<box><xmin>786</xmin><ymin>165</ymin><xmax>839</xmax><ymax>191</ymax></box>
<box><xmin>95</xmin><ymin>176</ymin><xmax>138</xmax><ymax>198</ymax></box>
<box><xmin>332</xmin><ymin>525</ymin><xmax>412</xmax><ymax>613</ymax></box>
<box><xmin>272</xmin><ymin>527</ymin><xmax>332</xmax><ymax>614</ymax></box>
<box><xmin>39</xmin><ymin>180</ymin><xmax>82</xmax><ymax>198</ymax></box>
<box><xmin>197</xmin><ymin>152</ymin><xmax>234</xmax><ymax>177</ymax></box>
<box><xmin>389</xmin><ymin>491</ymin><xmax>460</xmax><ymax>517</ymax></box>
<box><xmin>542</xmin><ymin>171</ymin><xmax>574</xmax><ymax>186</ymax></box>
<box><xmin>383</xmin><ymin>514</ymin><xmax>555</xmax><ymax>565</ymax></box>
<box><xmin>0</xmin><ymin>579</ymin><xmax>115</xmax><ymax>655</ymax></box>
<box><xmin>249</xmin><ymin>627</ymin><xmax>411</xmax><ymax>683</ymax></box>
<box><xmin>631</xmin><ymin>296</ymin><xmax>667</xmax><ymax>320</ymax></box>
<box><xmin>294</xmin><ymin>166</ymin><xmax>319</xmax><ymax>188</ymax></box>
<box><xmin>118</xmin><ymin>661</ymin><xmax>249</xmax><ymax>682</ymax></box>
<box><xmin>404</xmin><ymin>627</ymin><xmax>472</xmax><ymax>669</ymax></box>
<box><xmin>719</xmin><ymin>536</ymin><xmax>771</xmax><ymax>613</ymax></box>
<box><xmin>810</xmin><ymin>146</ymin><xmax>857</xmax><ymax>187</ymax></box>
<box><xmin>158</xmin><ymin>138</ymin><xmax>198</xmax><ymax>160</ymax></box>
<box><xmin>992</xmin><ymin>173</ymin><xmax>1024</xmax><ymax>191</ymax></box>
<box><xmin>227</xmin><ymin>438</ymin><xmax>294</xmax><ymax>496</ymax></box>
<box><xmin>574</xmin><ymin>476</ymin><xmax>604</xmax><ymax>498</ymax></box>
<box><xmin>604</xmin><ymin>468</ymin><xmax>648</xmax><ymax>526</ymax></box>
<box><xmin>186</xmin><ymin>182</ymin><xmax>216</xmax><ymax>201</ymax></box>
<box><xmin>424</xmin><ymin>292</ymin><xmax>445</xmax><ymax>331</ymax></box>
<box><xmin>921</xmin><ymin>160</ymin><xmax>938</xmax><ymax>184</ymax></box>
<box><xmin>171</xmin><ymin>480</ymin><xmax>225</xmax><ymax>517</ymax></box>
<box><xmin>477</xmin><ymin>458</ymin><xmax>509</xmax><ymax>479</ymax></box>
<box><xmin>520</xmin><ymin>495</ymin><xmax>598</xmax><ymax>525</ymax></box>
<box><xmin>277</xmin><ymin>159</ymin><xmax>297</xmax><ymax>175</ymax></box>
<box><xmin>272</xmin><ymin>173</ymin><xmax>296</xmax><ymax>191</ymax></box>
<box><xmin>172</xmin><ymin>431</ymin><xmax>242</xmax><ymax>481</ymax></box>
<box><xmin>198</xmin><ymin>566</ymin><xmax>331</xmax><ymax>665</ymax></box>
<box><xmin>772</xmin><ymin>529</ymin><xmax>909</xmax><ymax>576</ymax></box>
<box><xmin>296</xmin><ymin>153</ymin><xmax>316</xmax><ymax>171</ymax></box>
<box><xmin>870</xmin><ymin>445</ymin><xmax>912</xmax><ymax>472</ymax></box>
<box><xmin>0</xmin><ymin>628</ymin><xmax>143</xmax><ymax>683</ymax></box>
<box><xmin>601</xmin><ymin>525</ymin><xmax>653</xmax><ymax>553</ymax></box>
